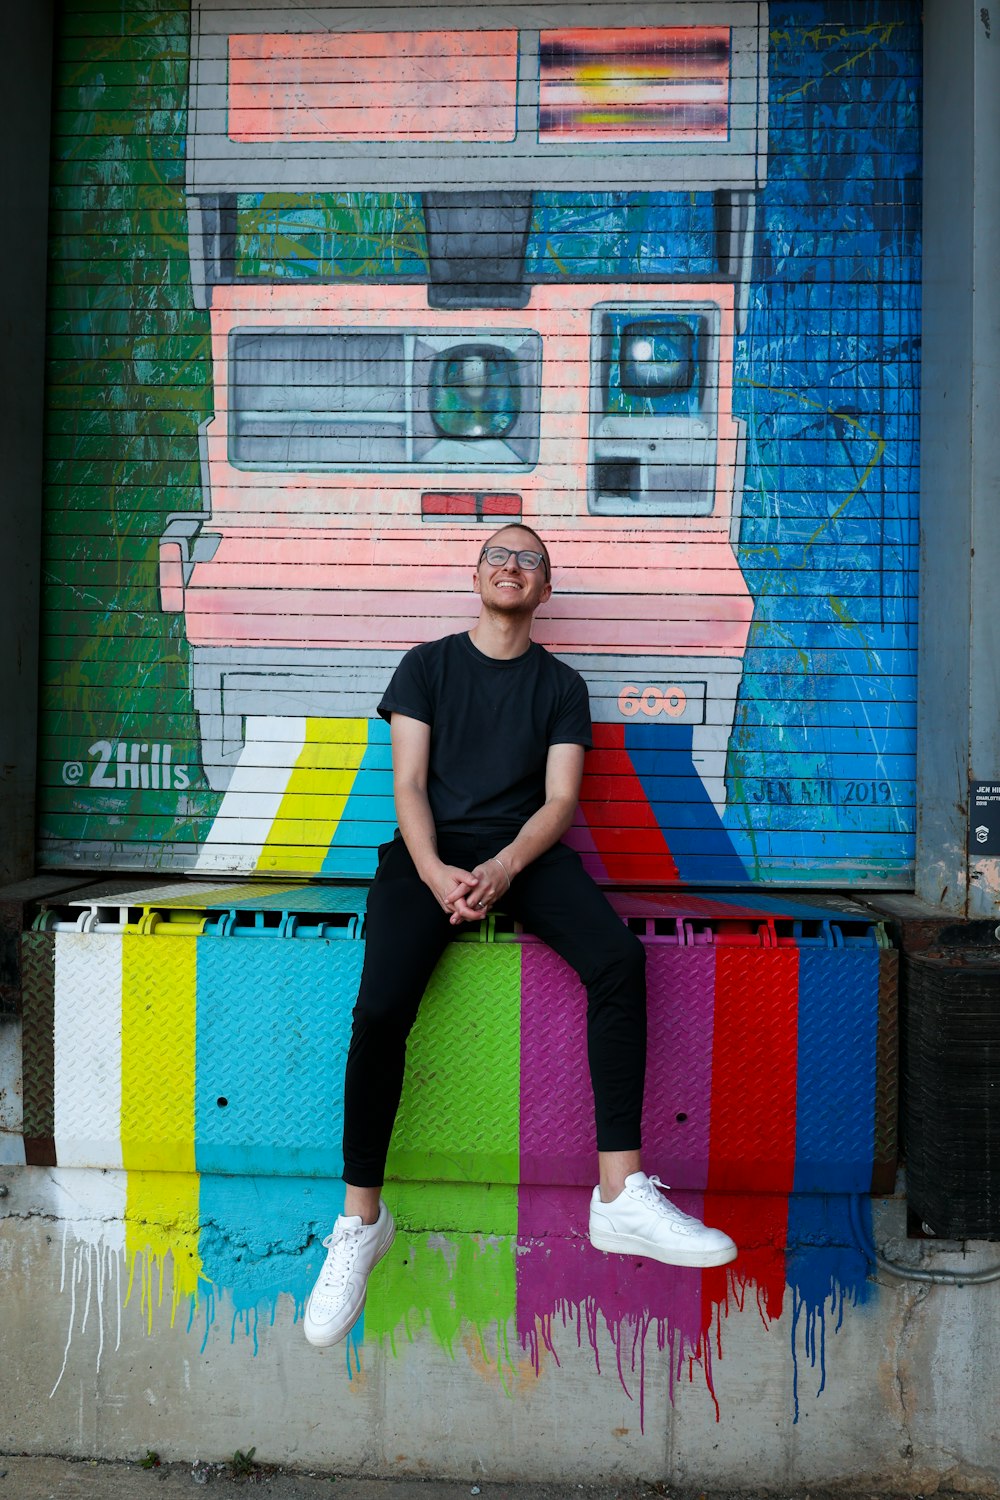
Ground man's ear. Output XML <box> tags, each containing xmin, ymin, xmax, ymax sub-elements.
<box><xmin>472</xmin><ymin>570</ymin><xmax>482</xmax><ymax>596</ymax></box>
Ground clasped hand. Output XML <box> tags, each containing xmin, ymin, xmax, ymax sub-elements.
<box><xmin>426</xmin><ymin>857</ymin><xmax>510</xmax><ymax>925</ymax></box>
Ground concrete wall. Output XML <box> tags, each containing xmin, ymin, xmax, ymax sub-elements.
<box><xmin>0</xmin><ymin>2</ymin><xmax>53</xmax><ymax>881</ymax></box>
<box><xmin>3</xmin><ymin>1164</ymin><xmax>1000</xmax><ymax>1489</ymax></box>
<box><xmin>916</xmin><ymin>1</ymin><xmax>1000</xmax><ymax>915</ymax></box>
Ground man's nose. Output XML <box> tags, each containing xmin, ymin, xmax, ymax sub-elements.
<box><xmin>501</xmin><ymin>554</ymin><xmax>520</xmax><ymax>572</ymax></box>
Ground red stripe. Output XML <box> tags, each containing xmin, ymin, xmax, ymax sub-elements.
<box><xmin>578</xmin><ymin>723</ymin><xmax>679</xmax><ymax>883</ymax></box>
<box><xmin>701</xmin><ymin>948</ymin><xmax>799</xmax><ymax>1328</ymax></box>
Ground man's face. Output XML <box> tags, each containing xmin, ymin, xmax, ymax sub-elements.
<box><xmin>473</xmin><ymin>528</ymin><xmax>552</xmax><ymax>616</ymax></box>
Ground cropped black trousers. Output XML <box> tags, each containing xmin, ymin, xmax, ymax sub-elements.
<box><xmin>342</xmin><ymin>833</ymin><xmax>647</xmax><ymax>1187</ymax></box>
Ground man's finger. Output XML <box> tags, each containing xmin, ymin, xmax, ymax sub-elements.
<box><xmin>452</xmin><ymin>895</ymin><xmax>486</xmax><ymax>922</ymax></box>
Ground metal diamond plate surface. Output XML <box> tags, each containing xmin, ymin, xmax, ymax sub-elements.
<box><xmin>195</xmin><ymin>936</ymin><xmax>364</xmax><ymax>1176</ymax></box>
<box><xmin>15</xmin><ymin>901</ymin><xmax>889</xmax><ymax>1197</ymax></box>
<box><xmin>388</xmin><ymin>943</ymin><xmax>521</xmax><ymax>1184</ymax></box>
<box><xmin>54</xmin><ymin>933</ymin><xmax>124</xmax><ymax>1168</ymax></box>
<box><xmin>19</xmin><ymin>932</ymin><xmax>56</xmax><ymax>1165</ymax></box>
<box><xmin>708</xmin><ymin>948</ymin><xmax>799</xmax><ymax>1192</ymax></box>
<box><xmin>519</xmin><ymin>944</ymin><xmax>719</xmax><ymax>1188</ymax></box>
<box><xmin>793</xmin><ymin>949</ymin><xmax>879</xmax><ymax>1192</ymax></box>
<box><xmin>121</xmin><ymin>932</ymin><xmax>196</xmax><ymax>1173</ymax></box>
<box><xmin>645</xmin><ymin>946</ymin><xmax>717</xmax><ymax>1186</ymax></box>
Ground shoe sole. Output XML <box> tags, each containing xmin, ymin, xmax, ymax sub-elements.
<box><xmin>303</xmin><ymin>1221</ymin><xmax>397</xmax><ymax>1348</ymax></box>
<box><xmin>589</xmin><ymin>1227</ymin><xmax>737</xmax><ymax>1268</ymax></box>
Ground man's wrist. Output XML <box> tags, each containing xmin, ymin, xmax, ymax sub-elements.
<box><xmin>494</xmin><ymin>847</ymin><xmax>520</xmax><ymax>882</ymax></box>
<box><xmin>415</xmin><ymin>854</ymin><xmax>443</xmax><ymax>883</ymax></box>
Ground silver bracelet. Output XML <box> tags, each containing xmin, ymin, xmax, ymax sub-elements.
<box><xmin>490</xmin><ymin>854</ymin><xmax>512</xmax><ymax>893</ymax></box>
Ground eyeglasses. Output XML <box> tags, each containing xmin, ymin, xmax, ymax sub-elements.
<box><xmin>478</xmin><ymin>545</ymin><xmax>550</xmax><ymax>578</ymax></box>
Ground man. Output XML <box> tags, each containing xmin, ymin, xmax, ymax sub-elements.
<box><xmin>303</xmin><ymin>525</ymin><xmax>737</xmax><ymax>1348</ymax></box>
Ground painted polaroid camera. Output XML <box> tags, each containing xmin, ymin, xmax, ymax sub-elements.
<box><xmin>163</xmin><ymin>2</ymin><xmax>769</xmax><ymax>814</ymax></box>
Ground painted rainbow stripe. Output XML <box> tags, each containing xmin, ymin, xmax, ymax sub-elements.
<box><xmin>195</xmin><ymin>717</ymin><xmax>381</xmax><ymax>877</ymax></box>
<box><xmin>196</xmin><ymin>717</ymin><xmax>748</xmax><ymax>884</ymax></box>
<box><xmin>23</xmin><ymin>897</ymin><xmax>889</xmax><ymax>1410</ymax></box>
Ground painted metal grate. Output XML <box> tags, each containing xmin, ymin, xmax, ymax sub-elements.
<box><xmin>18</xmin><ymin>883</ymin><xmax>895</xmax><ymax>1192</ymax></box>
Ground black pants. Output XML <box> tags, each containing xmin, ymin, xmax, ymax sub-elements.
<box><xmin>342</xmin><ymin>834</ymin><xmax>647</xmax><ymax>1187</ymax></box>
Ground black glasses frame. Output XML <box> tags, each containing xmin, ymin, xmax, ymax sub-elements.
<box><xmin>478</xmin><ymin>544</ymin><xmax>550</xmax><ymax>580</ymax></box>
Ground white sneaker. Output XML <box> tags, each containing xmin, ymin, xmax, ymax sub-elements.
<box><xmin>303</xmin><ymin>1202</ymin><xmax>395</xmax><ymax>1348</ymax></box>
<box><xmin>589</xmin><ymin>1172</ymin><xmax>737</xmax><ymax>1268</ymax></box>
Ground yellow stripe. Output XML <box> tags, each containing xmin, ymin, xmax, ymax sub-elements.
<box><xmin>257</xmin><ymin>717</ymin><xmax>368</xmax><ymax>875</ymax></box>
<box><xmin>121</xmin><ymin>931</ymin><xmax>203</xmax><ymax>1317</ymax></box>
<box><xmin>121</xmin><ymin>930</ymin><xmax>198</xmax><ymax>1173</ymax></box>
<box><xmin>125</xmin><ymin>1170</ymin><xmax>203</xmax><ymax>1326</ymax></box>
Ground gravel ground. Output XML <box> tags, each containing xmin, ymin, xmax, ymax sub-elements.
<box><xmin>0</xmin><ymin>1458</ymin><xmax>989</xmax><ymax>1500</ymax></box>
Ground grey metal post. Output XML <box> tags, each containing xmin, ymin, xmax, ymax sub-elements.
<box><xmin>0</xmin><ymin>3</ymin><xmax>54</xmax><ymax>882</ymax></box>
<box><xmin>916</xmin><ymin>0</ymin><xmax>1000</xmax><ymax>914</ymax></box>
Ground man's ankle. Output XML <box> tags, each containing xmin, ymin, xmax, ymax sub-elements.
<box><xmin>597</xmin><ymin>1149</ymin><xmax>642</xmax><ymax>1202</ymax></box>
<box><xmin>343</xmin><ymin>1185</ymin><xmax>382</xmax><ymax>1225</ymax></box>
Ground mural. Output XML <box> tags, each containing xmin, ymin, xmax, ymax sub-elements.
<box><xmin>40</xmin><ymin>0</ymin><xmax>921</xmax><ymax>888</ymax></box>
<box><xmin>22</xmin><ymin>0</ymin><xmax>921</xmax><ymax>1436</ymax></box>
<box><xmin>22</xmin><ymin>882</ymin><xmax>895</xmax><ymax>1420</ymax></box>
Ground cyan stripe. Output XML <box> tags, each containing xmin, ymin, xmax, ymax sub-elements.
<box><xmin>195</xmin><ymin>936</ymin><xmax>362</xmax><ymax>1178</ymax></box>
<box><xmin>321</xmin><ymin>718</ymin><xmax>395</xmax><ymax>878</ymax></box>
<box><xmin>198</xmin><ymin>1173</ymin><xmax>364</xmax><ymax>1363</ymax></box>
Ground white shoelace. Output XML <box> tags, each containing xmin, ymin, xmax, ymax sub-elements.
<box><xmin>637</xmin><ymin>1175</ymin><xmax>701</xmax><ymax>1230</ymax></box>
<box><xmin>312</xmin><ymin>1225</ymin><xmax>362</xmax><ymax>1308</ymax></box>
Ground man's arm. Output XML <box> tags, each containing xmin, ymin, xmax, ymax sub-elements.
<box><xmin>389</xmin><ymin>713</ymin><xmax>479</xmax><ymax>916</ymax></box>
<box><xmin>447</xmin><ymin>742</ymin><xmax>586</xmax><ymax>923</ymax></box>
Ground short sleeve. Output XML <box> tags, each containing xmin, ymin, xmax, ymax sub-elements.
<box><xmin>377</xmin><ymin>646</ymin><xmax>434</xmax><ymax>726</ymax></box>
<box><xmin>549</xmin><ymin>670</ymin><xmax>593</xmax><ymax>750</ymax></box>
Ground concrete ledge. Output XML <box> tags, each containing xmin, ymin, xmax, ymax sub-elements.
<box><xmin>2</xmin><ymin>1173</ymin><xmax>1000</xmax><ymax>1489</ymax></box>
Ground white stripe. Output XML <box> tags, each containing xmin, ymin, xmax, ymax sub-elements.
<box><xmin>194</xmin><ymin>715</ymin><xmax>306</xmax><ymax>871</ymax></box>
<box><xmin>53</xmin><ymin>934</ymin><xmax>124</xmax><ymax>1170</ymax></box>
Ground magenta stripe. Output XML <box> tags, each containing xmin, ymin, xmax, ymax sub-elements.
<box><xmin>516</xmin><ymin>940</ymin><xmax>719</xmax><ymax>1415</ymax></box>
<box><xmin>643</xmin><ymin>946</ymin><xmax>716</xmax><ymax>1188</ymax></box>
<box><xmin>515</xmin><ymin>1186</ymin><xmax>710</xmax><ymax>1416</ymax></box>
<box><xmin>518</xmin><ymin>941</ymin><xmax>717</xmax><ymax>1188</ymax></box>
<box><xmin>519</xmin><ymin>943</ymin><xmax>594</xmax><ymax>1185</ymax></box>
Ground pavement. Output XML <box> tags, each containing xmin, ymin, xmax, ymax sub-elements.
<box><xmin>0</xmin><ymin>1460</ymin><xmax>983</xmax><ymax>1500</ymax></box>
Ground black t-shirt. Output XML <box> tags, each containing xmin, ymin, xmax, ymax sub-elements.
<box><xmin>378</xmin><ymin>632</ymin><xmax>592</xmax><ymax>837</ymax></box>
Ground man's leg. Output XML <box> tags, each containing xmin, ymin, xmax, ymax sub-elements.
<box><xmin>504</xmin><ymin>842</ymin><xmax>737</xmax><ymax>1269</ymax></box>
<box><xmin>501</xmin><ymin>841</ymin><xmax>647</xmax><ymax>1163</ymax></box>
<box><xmin>342</xmin><ymin>836</ymin><xmax>454</xmax><ymax>1200</ymax></box>
<box><xmin>304</xmin><ymin>838</ymin><xmax>453</xmax><ymax>1348</ymax></box>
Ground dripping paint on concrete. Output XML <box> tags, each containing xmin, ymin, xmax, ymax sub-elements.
<box><xmin>46</xmin><ymin>1177</ymin><xmax>875</xmax><ymax>1427</ymax></box>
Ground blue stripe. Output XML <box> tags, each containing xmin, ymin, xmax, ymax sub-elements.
<box><xmin>195</xmin><ymin>936</ymin><xmax>362</xmax><ymax>1178</ymax></box>
<box><xmin>198</xmin><ymin>1173</ymin><xmax>364</xmax><ymax>1367</ymax></box>
<box><xmin>793</xmin><ymin>950</ymin><xmax>879</xmax><ymax>1193</ymax></box>
<box><xmin>623</xmin><ymin>721</ymin><xmax>749</xmax><ymax>882</ymax></box>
